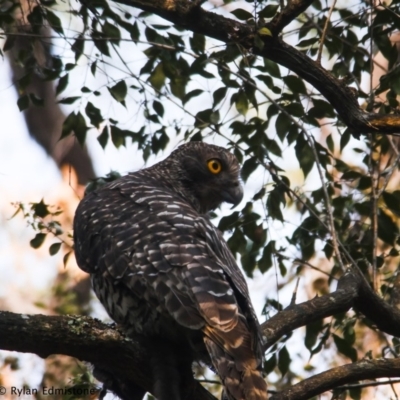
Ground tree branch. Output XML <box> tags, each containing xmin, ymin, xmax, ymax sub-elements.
<box><xmin>262</xmin><ymin>266</ymin><xmax>400</xmax><ymax>350</ymax></box>
<box><xmin>102</xmin><ymin>0</ymin><xmax>400</xmax><ymax>135</ymax></box>
<box><xmin>261</xmin><ymin>269</ymin><xmax>358</xmax><ymax>349</ymax></box>
<box><xmin>0</xmin><ymin>311</ymin><xmax>217</xmax><ymax>400</ymax></box>
<box><xmin>269</xmin><ymin>358</ymin><xmax>400</xmax><ymax>400</ymax></box>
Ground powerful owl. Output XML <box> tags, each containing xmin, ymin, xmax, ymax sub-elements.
<box><xmin>73</xmin><ymin>142</ymin><xmax>267</xmax><ymax>400</ymax></box>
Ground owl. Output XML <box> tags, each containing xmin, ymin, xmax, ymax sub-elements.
<box><xmin>74</xmin><ymin>142</ymin><xmax>267</xmax><ymax>400</ymax></box>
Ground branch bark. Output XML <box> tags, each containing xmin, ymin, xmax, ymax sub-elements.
<box><xmin>262</xmin><ymin>266</ymin><xmax>400</xmax><ymax>350</ymax></box>
<box><xmin>0</xmin><ymin>311</ymin><xmax>217</xmax><ymax>400</ymax></box>
<box><xmin>269</xmin><ymin>358</ymin><xmax>400</xmax><ymax>400</ymax></box>
<box><xmin>100</xmin><ymin>0</ymin><xmax>400</xmax><ymax>135</ymax></box>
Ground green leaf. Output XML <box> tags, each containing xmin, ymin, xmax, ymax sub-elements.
<box><xmin>90</xmin><ymin>61</ymin><xmax>97</xmax><ymax>76</ymax></box>
<box><xmin>219</xmin><ymin>211</ymin><xmax>239</xmax><ymax>231</ymax></box>
<box><xmin>263</xmin><ymin>354</ymin><xmax>276</xmax><ymax>374</ymax></box>
<box><xmin>278</xmin><ymin>346</ymin><xmax>291</xmax><ymax>377</ymax></box>
<box><xmin>46</xmin><ymin>10</ymin><xmax>63</xmax><ymax>34</ymax></box>
<box><xmin>266</xmin><ymin>185</ymin><xmax>285</xmax><ymax>222</ymax></box>
<box><xmin>234</xmin><ymin>90</ymin><xmax>248</xmax><ymax>115</ymax></box>
<box><xmin>190</xmin><ymin>33</ymin><xmax>205</xmax><ymax>54</ymax></box>
<box><xmin>275</xmin><ymin>113</ymin><xmax>291</xmax><ymax>142</ymax></box>
<box><xmin>17</xmin><ymin>95</ymin><xmax>29</xmax><ymax>111</ymax></box>
<box><xmin>49</xmin><ymin>242</ymin><xmax>62</xmax><ymax>256</ymax></box>
<box><xmin>283</xmin><ymin>102</ymin><xmax>304</xmax><ymax>118</ymax></box>
<box><xmin>278</xmin><ymin>259</ymin><xmax>287</xmax><ymax>276</ymax></box>
<box><xmin>258</xmin><ymin>4</ymin><xmax>279</xmax><ymax>18</ymax></box>
<box><xmin>326</xmin><ymin>133</ymin><xmax>334</xmax><ymax>153</ymax></box>
<box><xmin>210</xmin><ymin>110</ymin><xmax>220</xmax><ymax>124</ymax></box>
<box><xmin>378</xmin><ymin>210</ymin><xmax>398</xmax><ymax>245</ymax></box>
<box><xmin>340</xmin><ymin>129</ymin><xmax>351</xmax><ymax>152</ymax></box>
<box><xmin>341</xmin><ymin>170</ymin><xmax>361</xmax><ymax>180</ymax></box>
<box><xmin>93</xmin><ymin>35</ymin><xmax>110</xmax><ymax>56</ymax></box>
<box><xmin>227</xmin><ymin>228</ymin><xmax>247</xmax><ymax>256</ymax></box>
<box><xmin>195</xmin><ymin>109</ymin><xmax>213</xmax><ymax>128</ymax></box>
<box><xmin>230</xmin><ymin>8</ymin><xmax>253</xmax><ymax>20</ymax></box>
<box><xmin>263</xmin><ymin>59</ymin><xmax>281</xmax><ymax>78</ymax></box>
<box><xmin>56</xmin><ymin>74</ymin><xmax>69</xmax><ymax>95</ymax></box>
<box><xmin>149</xmin><ymin>63</ymin><xmax>165</xmax><ymax>91</ymax></box>
<box><xmin>333</xmin><ymin>334</ymin><xmax>357</xmax><ymax>362</ymax></box>
<box><xmin>58</xmin><ymin>96</ymin><xmax>80</xmax><ymax>105</ymax></box>
<box><xmin>103</xmin><ymin>21</ymin><xmax>121</xmax><ymax>44</ymax></box>
<box><xmin>151</xmin><ymin>129</ymin><xmax>169</xmax><ymax>153</ymax></box>
<box><xmin>254</xmin><ymin>34</ymin><xmax>265</xmax><ymax>50</ymax></box>
<box><xmin>85</xmin><ymin>102</ymin><xmax>103</xmax><ymax>128</ymax></box>
<box><xmin>32</xmin><ymin>199</ymin><xmax>50</xmax><ymax>218</ymax></box>
<box><xmin>241</xmin><ymin>158</ymin><xmax>258</xmax><ymax>182</ymax></box>
<box><xmin>258</xmin><ymin>241</ymin><xmax>275</xmax><ymax>273</ymax></box>
<box><xmin>153</xmin><ymin>100</ymin><xmax>164</xmax><ymax>117</ymax></box>
<box><xmin>298</xmin><ymin>37</ymin><xmax>319</xmax><ymax>48</ymax></box>
<box><xmin>72</xmin><ymin>35</ymin><xmax>84</xmax><ymax>62</ymax></box>
<box><xmin>27</xmin><ymin>6</ymin><xmax>43</xmax><ymax>31</ymax></box>
<box><xmin>283</xmin><ymin>75</ymin><xmax>307</xmax><ymax>94</ymax></box>
<box><xmin>108</xmin><ymin>80</ymin><xmax>127</xmax><ymax>104</ymax></box>
<box><xmin>170</xmin><ymin>76</ymin><xmax>187</xmax><ymax>100</ymax></box>
<box><xmin>61</xmin><ymin>111</ymin><xmax>87</xmax><ymax>146</ymax></box>
<box><xmin>382</xmin><ymin>191</ymin><xmax>400</xmax><ymax>216</ymax></box>
<box><xmin>349</xmin><ymin>387</ymin><xmax>361</xmax><ymax>400</ymax></box>
<box><xmin>97</xmin><ymin>126</ymin><xmax>109</xmax><ymax>149</ymax></box>
<box><xmin>308</xmin><ymin>99</ymin><xmax>336</xmax><ymax>118</ymax></box>
<box><xmin>213</xmin><ymin>87</ymin><xmax>228</xmax><ymax>108</ymax></box>
<box><xmin>264</xmin><ymin>138</ymin><xmax>282</xmax><ymax>157</ymax></box>
<box><xmin>63</xmin><ymin>251</ymin><xmax>72</xmax><ymax>267</ymax></box>
<box><xmin>295</xmin><ymin>135</ymin><xmax>314</xmax><ymax>178</ymax></box>
<box><xmin>30</xmin><ymin>233</ymin><xmax>46</xmax><ymax>249</ymax></box>
<box><xmin>110</xmin><ymin>125</ymin><xmax>126</xmax><ymax>148</ymax></box>
<box><xmin>258</xmin><ymin>27</ymin><xmax>272</xmax><ymax>36</ymax></box>
<box><xmin>129</xmin><ymin>21</ymin><xmax>140</xmax><ymax>41</ymax></box>
<box><xmin>305</xmin><ymin>319</ymin><xmax>323</xmax><ymax>351</ymax></box>
<box><xmin>183</xmin><ymin>89</ymin><xmax>203</xmax><ymax>105</ymax></box>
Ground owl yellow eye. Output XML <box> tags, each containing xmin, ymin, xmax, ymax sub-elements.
<box><xmin>207</xmin><ymin>159</ymin><xmax>222</xmax><ymax>174</ymax></box>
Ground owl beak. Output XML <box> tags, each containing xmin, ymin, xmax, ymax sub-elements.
<box><xmin>221</xmin><ymin>184</ymin><xmax>244</xmax><ymax>208</ymax></box>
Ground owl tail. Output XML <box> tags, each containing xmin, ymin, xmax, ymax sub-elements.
<box><xmin>203</xmin><ymin>330</ymin><xmax>268</xmax><ymax>400</ymax></box>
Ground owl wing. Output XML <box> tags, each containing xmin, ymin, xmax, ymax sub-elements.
<box><xmin>74</xmin><ymin>174</ymin><xmax>266</xmax><ymax>400</ymax></box>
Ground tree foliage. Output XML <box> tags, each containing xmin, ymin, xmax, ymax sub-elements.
<box><xmin>3</xmin><ymin>0</ymin><xmax>400</xmax><ymax>398</ymax></box>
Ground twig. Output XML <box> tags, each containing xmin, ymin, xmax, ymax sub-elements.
<box><xmin>317</xmin><ymin>0</ymin><xmax>337</xmax><ymax>65</ymax></box>
<box><xmin>270</xmin><ymin>358</ymin><xmax>400</xmax><ymax>400</ymax></box>
<box><xmin>369</xmin><ymin>135</ymin><xmax>379</xmax><ymax>291</ymax></box>
<box><xmin>304</xmin><ymin>133</ymin><xmax>346</xmax><ymax>272</ymax></box>
<box><xmin>336</xmin><ymin>378</ymin><xmax>400</xmax><ymax>391</ymax></box>
<box><xmin>290</xmin><ymin>277</ymin><xmax>301</xmax><ymax>305</ymax></box>
<box><xmin>293</xmin><ymin>258</ymin><xmax>336</xmax><ymax>278</ymax></box>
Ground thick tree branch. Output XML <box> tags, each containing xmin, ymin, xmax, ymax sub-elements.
<box><xmin>262</xmin><ymin>267</ymin><xmax>400</xmax><ymax>350</ymax></box>
<box><xmin>102</xmin><ymin>0</ymin><xmax>400</xmax><ymax>135</ymax></box>
<box><xmin>0</xmin><ymin>312</ymin><xmax>217</xmax><ymax>400</ymax></box>
<box><xmin>261</xmin><ymin>270</ymin><xmax>358</xmax><ymax>349</ymax></box>
<box><xmin>269</xmin><ymin>358</ymin><xmax>400</xmax><ymax>400</ymax></box>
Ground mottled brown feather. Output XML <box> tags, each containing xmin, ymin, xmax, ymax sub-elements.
<box><xmin>74</xmin><ymin>142</ymin><xmax>267</xmax><ymax>400</ymax></box>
